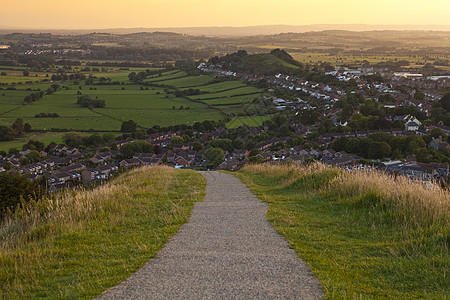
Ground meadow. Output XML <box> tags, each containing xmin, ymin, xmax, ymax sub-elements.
<box><xmin>236</xmin><ymin>163</ymin><xmax>449</xmax><ymax>299</ymax></box>
<box><xmin>289</xmin><ymin>52</ymin><xmax>448</xmax><ymax>68</ymax></box>
<box><xmin>0</xmin><ymin>67</ymin><xmax>268</xmax><ymax>150</ymax></box>
<box><xmin>0</xmin><ymin>166</ymin><xmax>206</xmax><ymax>299</ymax></box>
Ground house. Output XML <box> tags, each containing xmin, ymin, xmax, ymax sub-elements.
<box><xmin>174</xmin><ymin>156</ymin><xmax>194</xmax><ymax>168</ymax></box>
<box><xmin>309</xmin><ymin>149</ymin><xmax>321</xmax><ymax>157</ymax></box>
<box><xmin>429</xmin><ymin>137</ymin><xmax>449</xmax><ymax>151</ymax></box>
<box><xmin>50</xmin><ymin>172</ymin><xmax>71</xmax><ymax>183</ymax></box>
<box><xmin>218</xmin><ymin>158</ymin><xmax>240</xmax><ymax>171</ymax></box>
<box><xmin>322</xmin><ymin>149</ymin><xmax>336</xmax><ymax>158</ymax></box>
<box><xmin>119</xmin><ymin>158</ymin><xmax>142</xmax><ymax>168</ymax></box>
<box><xmin>81</xmin><ymin>169</ymin><xmax>97</xmax><ymax>182</ymax></box>
<box><xmin>230</xmin><ymin>150</ymin><xmax>249</xmax><ymax>159</ymax></box>
<box><xmin>95</xmin><ymin>164</ymin><xmax>118</xmax><ymax>179</ymax></box>
<box><xmin>403</xmin><ymin>115</ymin><xmax>422</xmax><ymax>131</ymax></box>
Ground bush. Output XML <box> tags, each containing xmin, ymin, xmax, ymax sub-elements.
<box><xmin>0</xmin><ymin>172</ymin><xmax>43</xmax><ymax>215</ymax></box>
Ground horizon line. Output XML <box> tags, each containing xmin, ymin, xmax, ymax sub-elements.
<box><xmin>1</xmin><ymin>23</ymin><xmax>450</xmax><ymax>31</ymax></box>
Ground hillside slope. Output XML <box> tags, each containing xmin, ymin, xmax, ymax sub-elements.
<box><xmin>0</xmin><ymin>166</ymin><xmax>205</xmax><ymax>299</ymax></box>
<box><xmin>210</xmin><ymin>48</ymin><xmax>302</xmax><ymax>75</ymax></box>
<box><xmin>236</xmin><ymin>163</ymin><xmax>449</xmax><ymax>299</ymax></box>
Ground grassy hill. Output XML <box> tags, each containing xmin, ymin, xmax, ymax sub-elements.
<box><xmin>0</xmin><ymin>166</ymin><xmax>205</xmax><ymax>299</ymax></box>
<box><xmin>211</xmin><ymin>48</ymin><xmax>302</xmax><ymax>75</ymax></box>
<box><xmin>1</xmin><ymin>163</ymin><xmax>447</xmax><ymax>298</ymax></box>
<box><xmin>236</xmin><ymin>163</ymin><xmax>449</xmax><ymax>299</ymax></box>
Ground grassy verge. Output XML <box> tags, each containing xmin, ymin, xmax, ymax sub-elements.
<box><xmin>236</xmin><ymin>163</ymin><xmax>449</xmax><ymax>299</ymax></box>
<box><xmin>0</xmin><ymin>166</ymin><xmax>206</xmax><ymax>299</ymax></box>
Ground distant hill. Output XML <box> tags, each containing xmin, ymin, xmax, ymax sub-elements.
<box><xmin>210</xmin><ymin>49</ymin><xmax>302</xmax><ymax>75</ymax></box>
<box><xmin>1</xmin><ymin>24</ymin><xmax>450</xmax><ymax>36</ymax></box>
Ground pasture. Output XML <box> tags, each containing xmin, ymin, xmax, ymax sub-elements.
<box><xmin>289</xmin><ymin>52</ymin><xmax>449</xmax><ymax>67</ymax></box>
<box><xmin>0</xmin><ymin>68</ymin><xmax>269</xmax><ymax>149</ymax></box>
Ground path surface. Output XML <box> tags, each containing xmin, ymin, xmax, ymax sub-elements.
<box><xmin>98</xmin><ymin>171</ymin><xmax>323</xmax><ymax>299</ymax></box>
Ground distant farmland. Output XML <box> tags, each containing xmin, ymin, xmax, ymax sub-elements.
<box><xmin>0</xmin><ymin>67</ymin><xmax>269</xmax><ymax>150</ymax></box>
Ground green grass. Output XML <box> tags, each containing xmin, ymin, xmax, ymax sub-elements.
<box><xmin>0</xmin><ymin>166</ymin><xmax>206</xmax><ymax>299</ymax></box>
<box><xmin>289</xmin><ymin>52</ymin><xmax>445</xmax><ymax>67</ymax></box>
<box><xmin>226</xmin><ymin>115</ymin><xmax>273</xmax><ymax>128</ymax></box>
<box><xmin>235</xmin><ymin>163</ymin><xmax>449</xmax><ymax>299</ymax></box>
<box><xmin>0</xmin><ymin>68</ymin><xmax>267</xmax><ymax>144</ymax></box>
<box><xmin>152</xmin><ymin>74</ymin><xmax>214</xmax><ymax>87</ymax></box>
<box><xmin>192</xmin><ymin>86</ymin><xmax>261</xmax><ymax>100</ymax></box>
<box><xmin>180</xmin><ymin>80</ymin><xmax>246</xmax><ymax>92</ymax></box>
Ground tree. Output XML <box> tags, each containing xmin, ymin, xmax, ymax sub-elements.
<box><xmin>0</xmin><ymin>126</ymin><xmax>14</xmax><ymax>141</ymax></box>
<box><xmin>83</xmin><ymin>133</ymin><xmax>103</xmax><ymax>147</ymax></box>
<box><xmin>415</xmin><ymin>148</ymin><xmax>432</xmax><ymax>163</ymax></box>
<box><xmin>62</xmin><ymin>132</ymin><xmax>83</xmax><ymax>148</ymax></box>
<box><xmin>26</xmin><ymin>150</ymin><xmax>41</xmax><ymax>163</ymax></box>
<box><xmin>368</xmin><ymin>142</ymin><xmax>391</xmax><ymax>159</ymax></box>
<box><xmin>12</xmin><ymin>118</ymin><xmax>24</xmax><ymax>136</ymax></box>
<box><xmin>205</xmin><ymin>147</ymin><xmax>224</xmax><ymax>168</ymax></box>
<box><xmin>102</xmin><ymin>132</ymin><xmax>116</xmax><ymax>143</ymax></box>
<box><xmin>414</xmin><ymin>91</ymin><xmax>425</xmax><ymax>101</ymax></box>
<box><xmin>0</xmin><ymin>172</ymin><xmax>43</xmax><ymax>215</ymax></box>
<box><xmin>121</xmin><ymin>120</ymin><xmax>137</xmax><ymax>133</ymax></box>
<box><xmin>120</xmin><ymin>140</ymin><xmax>154</xmax><ymax>158</ymax></box>
<box><xmin>24</xmin><ymin>123</ymin><xmax>32</xmax><ymax>132</ymax></box>
<box><xmin>169</xmin><ymin>136</ymin><xmax>184</xmax><ymax>146</ymax></box>
<box><xmin>439</xmin><ymin>92</ymin><xmax>450</xmax><ymax>113</ymax></box>
<box><xmin>208</xmin><ymin>139</ymin><xmax>233</xmax><ymax>152</ymax></box>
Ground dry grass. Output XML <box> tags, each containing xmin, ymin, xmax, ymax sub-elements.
<box><xmin>238</xmin><ymin>162</ymin><xmax>449</xmax><ymax>298</ymax></box>
<box><xmin>329</xmin><ymin>167</ymin><xmax>449</xmax><ymax>228</ymax></box>
<box><xmin>1</xmin><ymin>166</ymin><xmax>172</xmax><ymax>251</ymax></box>
<box><xmin>242</xmin><ymin>162</ymin><xmax>449</xmax><ymax>228</ymax></box>
<box><xmin>0</xmin><ymin>165</ymin><xmax>206</xmax><ymax>298</ymax></box>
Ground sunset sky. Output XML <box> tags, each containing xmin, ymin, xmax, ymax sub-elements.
<box><xmin>1</xmin><ymin>0</ymin><xmax>449</xmax><ymax>29</ymax></box>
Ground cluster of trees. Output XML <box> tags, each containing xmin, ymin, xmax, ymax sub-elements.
<box><xmin>23</xmin><ymin>84</ymin><xmax>60</xmax><ymax>103</ymax></box>
<box><xmin>24</xmin><ymin>91</ymin><xmax>45</xmax><ymax>103</ymax></box>
<box><xmin>121</xmin><ymin>120</ymin><xmax>138</xmax><ymax>133</ymax></box>
<box><xmin>205</xmin><ymin>147</ymin><xmax>225</xmax><ymax>168</ymax></box>
<box><xmin>0</xmin><ymin>118</ymin><xmax>31</xmax><ymax>141</ymax></box>
<box><xmin>119</xmin><ymin>140</ymin><xmax>154</xmax><ymax>158</ymax></box>
<box><xmin>85</xmin><ymin>77</ymin><xmax>122</xmax><ymax>85</ymax></box>
<box><xmin>173</xmin><ymin>88</ymin><xmax>204</xmax><ymax>97</ymax></box>
<box><xmin>62</xmin><ymin>132</ymin><xmax>116</xmax><ymax>149</ymax></box>
<box><xmin>430</xmin><ymin>92</ymin><xmax>450</xmax><ymax>126</ymax></box>
<box><xmin>76</xmin><ymin>95</ymin><xmax>106</xmax><ymax>108</ymax></box>
<box><xmin>331</xmin><ymin>131</ymin><xmax>449</xmax><ymax>162</ymax></box>
<box><xmin>22</xmin><ymin>140</ymin><xmax>45</xmax><ymax>152</ymax></box>
<box><xmin>128</xmin><ymin>69</ymin><xmax>162</xmax><ymax>83</ymax></box>
<box><xmin>35</xmin><ymin>113</ymin><xmax>59</xmax><ymax>118</ymax></box>
<box><xmin>209</xmin><ymin>49</ymin><xmax>302</xmax><ymax>76</ymax></box>
<box><xmin>0</xmin><ymin>171</ymin><xmax>46</xmax><ymax>216</ymax></box>
<box><xmin>87</xmin><ymin>47</ymin><xmax>212</xmax><ymax>63</ymax></box>
<box><xmin>18</xmin><ymin>150</ymin><xmax>43</xmax><ymax>165</ymax></box>
<box><xmin>0</xmin><ymin>53</ymin><xmax>55</xmax><ymax>69</ymax></box>
<box><xmin>51</xmin><ymin>72</ymin><xmax>85</xmax><ymax>82</ymax></box>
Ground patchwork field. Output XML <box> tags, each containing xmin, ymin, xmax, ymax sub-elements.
<box><xmin>0</xmin><ymin>68</ymin><xmax>269</xmax><ymax>150</ymax></box>
<box><xmin>289</xmin><ymin>52</ymin><xmax>449</xmax><ymax>68</ymax></box>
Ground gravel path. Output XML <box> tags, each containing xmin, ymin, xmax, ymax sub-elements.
<box><xmin>98</xmin><ymin>171</ymin><xmax>323</xmax><ymax>299</ymax></box>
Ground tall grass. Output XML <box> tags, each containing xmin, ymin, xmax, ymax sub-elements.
<box><xmin>238</xmin><ymin>162</ymin><xmax>449</xmax><ymax>299</ymax></box>
<box><xmin>0</xmin><ymin>166</ymin><xmax>206</xmax><ymax>299</ymax></box>
<box><xmin>242</xmin><ymin>162</ymin><xmax>449</xmax><ymax>228</ymax></box>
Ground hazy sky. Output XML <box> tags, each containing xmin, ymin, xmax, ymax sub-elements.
<box><xmin>1</xmin><ymin>0</ymin><xmax>449</xmax><ymax>29</ymax></box>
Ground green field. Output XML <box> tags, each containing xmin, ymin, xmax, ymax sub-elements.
<box><xmin>0</xmin><ymin>132</ymin><xmax>124</xmax><ymax>152</ymax></box>
<box><xmin>0</xmin><ymin>68</ymin><xmax>268</xmax><ymax>149</ymax></box>
<box><xmin>226</xmin><ymin>115</ymin><xmax>273</xmax><ymax>128</ymax></box>
<box><xmin>289</xmin><ymin>52</ymin><xmax>448</xmax><ymax>67</ymax></box>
